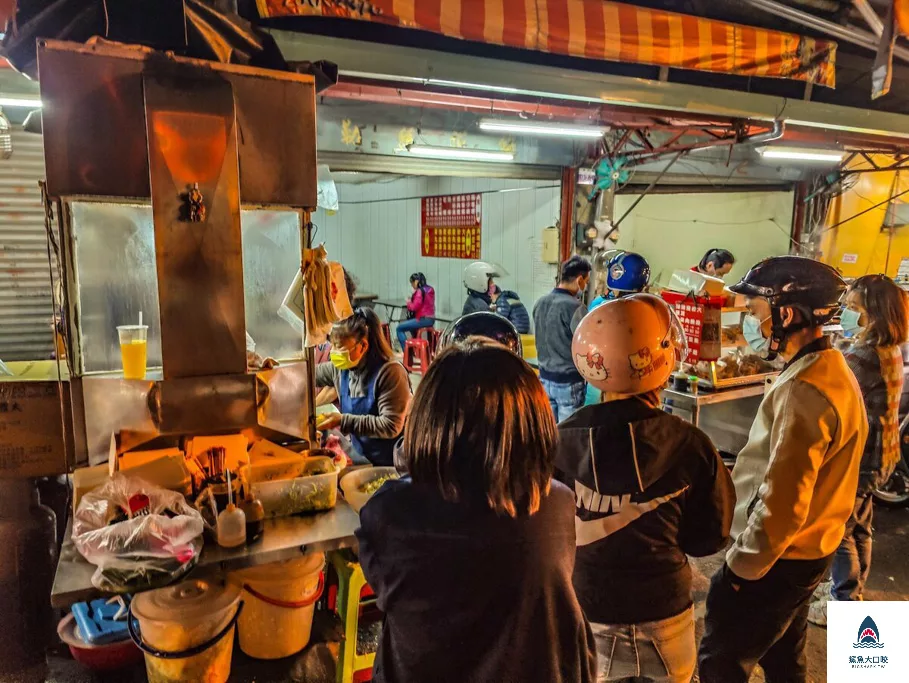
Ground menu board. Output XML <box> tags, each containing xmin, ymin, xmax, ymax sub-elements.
<box><xmin>421</xmin><ymin>193</ymin><xmax>482</xmax><ymax>259</ymax></box>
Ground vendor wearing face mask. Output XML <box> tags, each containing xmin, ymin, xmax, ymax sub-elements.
<box><xmin>315</xmin><ymin>308</ymin><xmax>413</xmax><ymax>466</ymax></box>
<box><xmin>694</xmin><ymin>249</ymin><xmax>736</xmax><ymax>278</ymax></box>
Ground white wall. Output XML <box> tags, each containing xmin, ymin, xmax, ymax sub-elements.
<box><xmin>316</xmin><ymin>176</ymin><xmax>561</xmax><ymax>323</ymax></box>
<box><xmin>614</xmin><ymin>191</ymin><xmax>794</xmax><ymax>286</ymax></box>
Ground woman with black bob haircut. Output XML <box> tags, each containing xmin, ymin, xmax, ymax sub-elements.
<box><xmin>314</xmin><ymin>307</ymin><xmax>412</xmax><ymax>466</ymax></box>
<box><xmin>356</xmin><ymin>339</ymin><xmax>596</xmax><ymax>683</ymax></box>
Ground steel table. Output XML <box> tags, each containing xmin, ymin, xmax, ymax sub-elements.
<box><xmin>51</xmin><ymin>499</ymin><xmax>361</xmax><ymax>608</ymax></box>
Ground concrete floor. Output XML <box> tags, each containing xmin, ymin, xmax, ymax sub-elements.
<box><xmin>690</xmin><ymin>503</ymin><xmax>909</xmax><ymax>683</ymax></box>
<box><xmin>9</xmin><ymin>504</ymin><xmax>909</xmax><ymax>683</ymax></box>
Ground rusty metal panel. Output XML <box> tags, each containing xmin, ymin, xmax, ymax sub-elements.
<box><xmin>38</xmin><ymin>43</ymin><xmax>150</xmax><ymax>200</ymax></box>
<box><xmin>232</xmin><ymin>76</ymin><xmax>318</xmax><ymax>207</ymax></box>
<box><xmin>37</xmin><ymin>40</ymin><xmax>317</xmax><ymax>207</ymax></box>
<box><xmin>256</xmin><ymin>361</ymin><xmax>311</xmax><ymax>439</ymax></box>
<box><xmin>144</xmin><ymin>71</ymin><xmax>246</xmax><ymax>378</ymax></box>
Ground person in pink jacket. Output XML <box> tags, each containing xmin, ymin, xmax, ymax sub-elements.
<box><xmin>396</xmin><ymin>272</ymin><xmax>436</xmax><ymax>350</ymax></box>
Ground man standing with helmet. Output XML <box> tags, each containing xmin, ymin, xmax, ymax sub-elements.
<box><xmin>558</xmin><ymin>294</ymin><xmax>734</xmax><ymax>683</ymax></box>
<box><xmin>462</xmin><ymin>261</ymin><xmax>501</xmax><ymax>315</ymax></box>
<box><xmin>533</xmin><ymin>255</ymin><xmax>592</xmax><ymax>421</ymax></box>
<box><xmin>698</xmin><ymin>256</ymin><xmax>868</xmax><ymax>683</ymax></box>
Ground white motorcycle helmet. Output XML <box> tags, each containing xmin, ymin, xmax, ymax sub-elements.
<box><xmin>463</xmin><ymin>261</ymin><xmax>504</xmax><ymax>294</ymax></box>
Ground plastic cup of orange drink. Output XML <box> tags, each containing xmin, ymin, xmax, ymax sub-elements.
<box><xmin>117</xmin><ymin>325</ymin><xmax>148</xmax><ymax>379</ymax></box>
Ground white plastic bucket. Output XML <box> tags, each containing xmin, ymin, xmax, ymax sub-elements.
<box><xmin>230</xmin><ymin>553</ymin><xmax>325</xmax><ymax>659</ymax></box>
<box><xmin>129</xmin><ymin>579</ymin><xmax>241</xmax><ymax>683</ymax></box>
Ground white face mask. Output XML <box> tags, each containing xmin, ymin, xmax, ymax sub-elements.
<box><xmin>840</xmin><ymin>308</ymin><xmax>865</xmax><ymax>337</ymax></box>
<box><xmin>743</xmin><ymin>314</ymin><xmax>771</xmax><ymax>353</ymax></box>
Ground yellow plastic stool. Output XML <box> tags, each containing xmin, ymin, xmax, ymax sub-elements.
<box><xmin>330</xmin><ymin>550</ymin><xmax>376</xmax><ymax>683</ymax></box>
<box><xmin>520</xmin><ymin>334</ymin><xmax>537</xmax><ymax>360</ymax></box>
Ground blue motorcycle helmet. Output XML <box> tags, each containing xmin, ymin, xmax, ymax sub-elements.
<box><xmin>606</xmin><ymin>251</ymin><xmax>651</xmax><ymax>293</ymax></box>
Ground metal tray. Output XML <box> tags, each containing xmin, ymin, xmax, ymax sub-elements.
<box><xmin>697</xmin><ymin>370</ymin><xmax>779</xmax><ymax>391</ymax></box>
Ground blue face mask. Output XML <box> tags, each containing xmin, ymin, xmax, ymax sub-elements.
<box><xmin>840</xmin><ymin>308</ymin><xmax>865</xmax><ymax>337</ymax></box>
<box><xmin>743</xmin><ymin>314</ymin><xmax>770</xmax><ymax>353</ymax></box>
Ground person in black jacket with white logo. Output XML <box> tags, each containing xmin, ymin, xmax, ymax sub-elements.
<box><xmin>556</xmin><ymin>293</ymin><xmax>734</xmax><ymax>683</ymax></box>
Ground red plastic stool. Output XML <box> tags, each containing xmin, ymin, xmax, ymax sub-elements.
<box><xmin>380</xmin><ymin>323</ymin><xmax>392</xmax><ymax>348</ymax></box>
<box><xmin>403</xmin><ymin>338</ymin><xmax>431</xmax><ymax>374</ymax></box>
<box><xmin>418</xmin><ymin>328</ymin><xmax>442</xmax><ymax>360</ymax></box>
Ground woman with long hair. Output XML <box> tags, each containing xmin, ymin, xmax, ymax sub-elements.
<box><xmin>809</xmin><ymin>274</ymin><xmax>909</xmax><ymax>625</ymax></box>
<box><xmin>357</xmin><ymin>340</ymin><xmax>596</xmax><ymax>682</ymax></box>
<box><xmin>396</xmin><ymin>272</ymin><xmax>436</xmax><ymax>350</ymax></box>
<box><xmin>315</xmin><ymin>308</ymin><xmax>412</xmax><ymax>466</ymax></box>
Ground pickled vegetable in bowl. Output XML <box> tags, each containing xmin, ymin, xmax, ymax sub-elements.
<box><xmin>341</xmin><ymin>467</ymin><xmax>400</xmax><ymax>513</ymax></box>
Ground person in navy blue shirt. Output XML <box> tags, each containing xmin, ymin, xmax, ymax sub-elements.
<box><xmin>357</xmin><ymin>339</ymin><xmax>597</xmax><ymax>683</ymax></box>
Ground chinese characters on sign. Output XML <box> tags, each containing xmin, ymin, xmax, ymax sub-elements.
<box><xmin>421</xmin><ymin>193</ymin><xmax>482</xmax><ymax>260</ymax></box>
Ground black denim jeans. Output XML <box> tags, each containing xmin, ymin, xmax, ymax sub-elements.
<box><xmin>698</xmin><ymin>556</ymin><xmax>832</xmax><ymax>683</ymax></box>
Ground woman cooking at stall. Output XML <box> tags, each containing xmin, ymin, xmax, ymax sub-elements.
<box><xmin>315</xmin><ymin>308</ymin><xmax>412</xmax><ymax>466</ymax></box>
<box><xmin>693</xmin><ymin>248</ymin><xmax>736</xmax><ymax>278</ymax></box>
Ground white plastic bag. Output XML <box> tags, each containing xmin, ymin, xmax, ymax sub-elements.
<box><xmin>73</xmin><ymin>474</ymin><xmax>204</xmax><ymax>592</ymax></box>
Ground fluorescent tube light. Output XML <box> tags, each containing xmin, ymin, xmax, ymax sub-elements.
<box><xmin>479</xmin><ymin>118</ymin><xmax>606</xmax><ymax>138</ymax></box>
<box><xmin>758</xmin><ymin>147</ymin><xmax>844</xmax><ymax>163</ymax></box>
<box><xmin>0</xmin><ymin>96</ymin><xmax>42</xmax><ymax>108</ymax></box>
<box><xmin>407</xmin><ymin>145</ymin><xmax>514</xmax><ymax>162</ymax></box>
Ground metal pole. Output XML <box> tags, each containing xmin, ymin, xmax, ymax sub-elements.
<box><xmin>822</xmin><ymin>185</ymin><xmax>909</xmax><ymax>233</ymax></box>
<box><xmin>853</xmin><ymin>0</ymin><xmax>884</xmax><ymax>37</ymax></box>
<box><xmin>737</xmin><ymin>0</ymin><xmax>909</xmax><ymax>61</ymax></box>
<box><xmin>614</xmin><ymin>151</ymin><xmax>684</xmax><ymax>228</ymax></box>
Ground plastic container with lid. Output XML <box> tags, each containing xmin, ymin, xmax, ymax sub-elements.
<box><xmin>129</xmin><ymin>579</ymin><xmax>241</xmax><ymax>683</ymax></box>
<box><xmin>251</xmin><ymin>456</ymin><xmax>339</xmax><ymax>518</ymax></box>
<box><xmin>229</xmin><ymin>553</ymin><xmax>324</xmax><ymax>659</ymax></box>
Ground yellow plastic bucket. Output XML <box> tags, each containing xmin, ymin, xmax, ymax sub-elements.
<box><xmin>230</xmin><ymin>553</ymin><xmax>325</xmax><ymax>659</ymax></box>
<box><xmin>129</xmin><ymin>579</ymin><xmax>241</xmax><ymax>683</ymax></box>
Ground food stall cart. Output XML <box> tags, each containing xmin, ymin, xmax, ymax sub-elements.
<box><xmin>0</xmin><ymin>38</ymin><xmax>379</xmax><ymax>682</ymax></box>
<box><xmin>660</xmin><ymin>291</ymin><xmax>780</xmax><ymax>461</ymax></box>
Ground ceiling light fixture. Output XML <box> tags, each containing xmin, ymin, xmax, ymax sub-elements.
<box><xmin>407</xmin><ymin>144</ymin><xmax>514</xmax><ymax>162</ymax></box>
<box><xmin>757</xmin><ymin>146</ymin><xmax>845</xmax><ymax>163</ymax></box>
<box><xmin>0</xmin><ymin>96</ymin><xmax>43</xmax><ymax>108</ymax></box>
<box><xmin>479</xmin><ymin>118</ymin><xmax>607</xmax><ymax>138</ymax></box>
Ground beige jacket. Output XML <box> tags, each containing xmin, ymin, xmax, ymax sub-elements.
<box><xmin>727</xmin><ymin>346</ymin><xmax>868</xmax><ymax>580</ymax></box>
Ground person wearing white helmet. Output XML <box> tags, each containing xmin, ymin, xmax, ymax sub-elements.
<box><xmin>556</xmin><ymin>294</ymin><xmax>734</xmax><ymax>683</ymax></box>
<box><xmin>462</xmin><ymin>261</ymin><xmax>501</xmax><ymax>315</ymax></box>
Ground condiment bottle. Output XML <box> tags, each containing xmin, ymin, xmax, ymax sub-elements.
<box><xmin>216</xmin><ymin>470</ymin><xmax>246</xmax><ymax>548</ymax></box>
<box><xmin>240</xmin><ymin>492</ymin><xmax>265</xmax><ymax>544</ymax></box>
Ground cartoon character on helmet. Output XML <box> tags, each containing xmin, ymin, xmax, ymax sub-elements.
<box><xmin>730</xmin><ymin>256</ymin><xmax>846</xmax><ymax>361</ymax></box>
<box><xmin>572</xmin><ymin>293</ymin><xmax>686</xmax><ymax>395</ymax></box>
<box><xmin>606</xmin><ymin>251</ymin><xmax>651</xmax><ymax>294</ymax></box>
<box><xmin>463</xmin><ymin>261</ymin><xmax>503</xmax><ymax>295</ymax></box>
<box><xmin>440</xmin><ymin>311</ymin><xmax>523</xmax><ymax>358</ymax></box>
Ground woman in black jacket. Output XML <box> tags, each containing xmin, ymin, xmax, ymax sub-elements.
<box><xmin>357</xmin><ymin>339</ymin><xmax>596</xmax><ymax>683</ymax></box>
<box><xmin>557</xmin><ymin>294</ymin><xmax>734</xmax><ymax>683</ymax></box>
<box><xmin>808</xmin><ymin>274</ymin><xmax>908</xmax><ymax>625</ymax></box>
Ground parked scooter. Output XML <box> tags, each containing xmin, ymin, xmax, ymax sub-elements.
<box><xmin>872</xmin><ymin>412</ymin><xmax>909</xmax><ymax>508</ymax></box>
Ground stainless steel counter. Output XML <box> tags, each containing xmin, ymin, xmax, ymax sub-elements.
<box><xmin>51</xmin><ymin>499</ymin><xmax>361</xmax><ymax>608</ymax></box>
<box><xmin>662</xmin><ymin>383</ymin><xmax>768</xmax><ymax>456</ymax></box>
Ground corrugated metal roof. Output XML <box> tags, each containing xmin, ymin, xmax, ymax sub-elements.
<box><xmin>0</xmin><ymin>129</ymin><xmax>54</xmax><ymax>361</ymax></box>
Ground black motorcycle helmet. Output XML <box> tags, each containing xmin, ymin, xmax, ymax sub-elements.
<box><xmin>440</xmin><ymin>312</ymin><xmax>523</xmax><ymax>358</ymax></box>
<box><xmin>730</xmin><ymin>256</ymin><xmax>846</xmax><ymax>360</ymax></box>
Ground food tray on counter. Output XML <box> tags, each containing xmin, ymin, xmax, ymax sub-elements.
<box><xmin>696</xmin><ymin>369</ymin><xmax>778</xmax><ymax>390</ymax></box>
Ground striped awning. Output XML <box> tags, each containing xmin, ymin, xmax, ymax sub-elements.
<box><xmin>257</xmin><ymin>0</ymin><xmax>836</xmax><ymax>88</ymax></box>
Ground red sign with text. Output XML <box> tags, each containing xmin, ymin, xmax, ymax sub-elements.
<box><xmin>421</xmin><ymin>193</ymin><xmax>482</xmax><ymax>259</ymax></box>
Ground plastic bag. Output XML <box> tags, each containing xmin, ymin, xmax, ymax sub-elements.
<box><xmin>73</xmin><ymin>474</ymin><xmax>205</xmax><ymax>593</ymax></box>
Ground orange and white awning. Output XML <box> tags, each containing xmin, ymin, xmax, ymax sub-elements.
<box><xmin>257</xmin><ymin>0</ymin><xmax>836</xmax><ymax>88</ymax></box>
